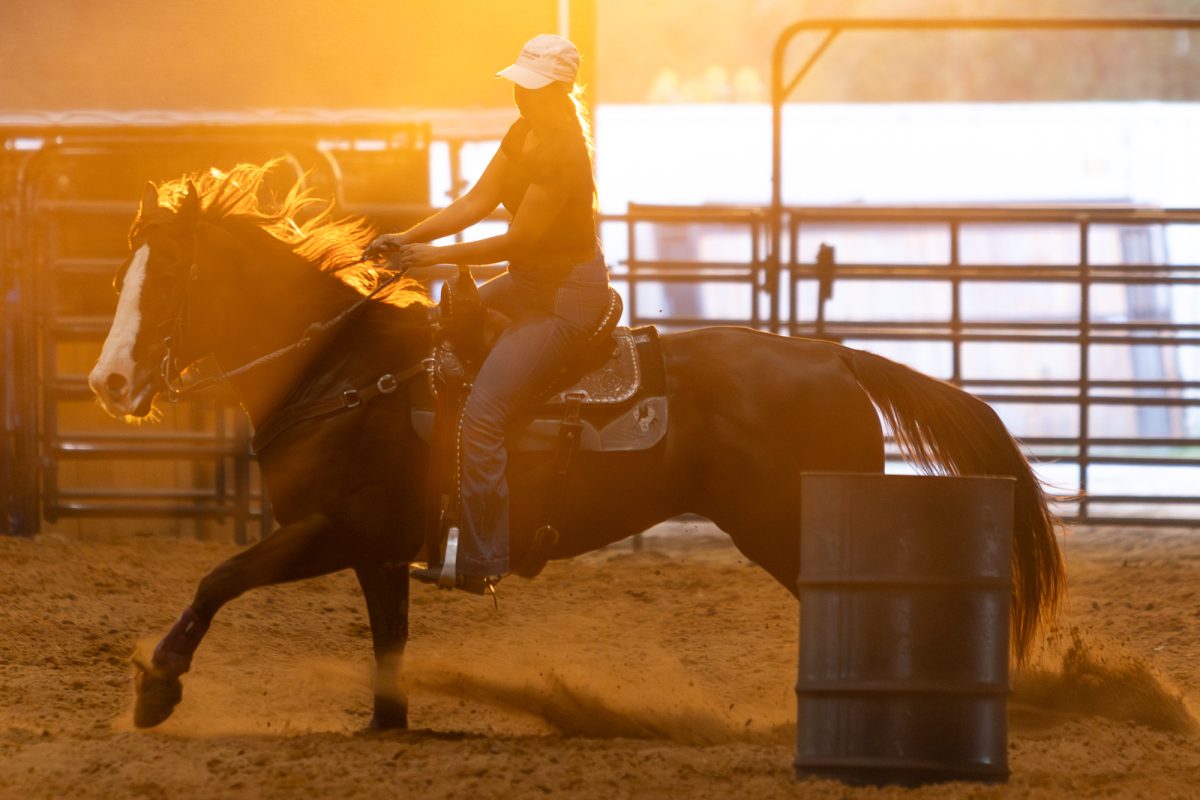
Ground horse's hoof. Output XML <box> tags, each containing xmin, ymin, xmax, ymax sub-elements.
<box><xmin>132</xmin><ymin>660</ymin><xmax>183</xmax><ymax>729</ymax></box>
<box><xmin>367</xmin><ymin>711</ymin><xmax>408</xmax><ymax>732</ymax></box>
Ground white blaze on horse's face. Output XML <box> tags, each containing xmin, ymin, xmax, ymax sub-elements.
<box><xmin>89</xmin><ymin>244</ymin><xmax>153</xmax><ymax>417</ymax></box>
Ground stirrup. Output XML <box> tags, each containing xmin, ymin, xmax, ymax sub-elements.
<box><xmin>410</xmin><ymin>524</ymin><xmax>461</xmax><ymax>589</ymax></box>
<box><xmin>409</xmin><ymin>526</ymin><xmax>504</xmax><ymax>598</ymax></box>
<box><xmin>410</xmin><ymin>566</ymin><xmax>502</xmax><ymax>594</ymax></box>
<box><xmin>410</xmin><ymin>567</ymin><xmax>503</xmax><ymax>608</ymax></box>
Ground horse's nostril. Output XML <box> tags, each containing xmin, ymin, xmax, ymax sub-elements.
<box><xmin>105</xmin><ymin>373</ymin><xmax>128</xmax><ymax>393</ymax></box>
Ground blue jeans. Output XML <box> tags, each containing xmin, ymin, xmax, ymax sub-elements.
<box><xmin>457</xmin><ymin>256</ymin><xmax>611</xmax><ymax>576</ymax></box>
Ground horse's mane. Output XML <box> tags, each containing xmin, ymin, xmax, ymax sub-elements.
<box><xmin>153</xmin><ymin>160</ymin><xmax>433</xmax><ymax>310</ymax></box>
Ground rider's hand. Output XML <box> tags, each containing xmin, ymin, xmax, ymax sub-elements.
<box><xmin>362</xmin><ymin>233</ymin><xmax>408</xmax><ymax>261</ymax></box>
<box><xmin>391</xmin><ymin>243</ymin><xmax>442</xmax><ymax>270</ymax></box>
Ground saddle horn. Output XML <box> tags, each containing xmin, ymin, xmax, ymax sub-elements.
<box><xmin>455</xmin><ymin>264</ymin><xmax>479</xmax><ymax>304</ymax></box>
<box><xmin>437</xmin><ymin>265</ymin><xmax>487</xmax><ymax>368</ymax></box>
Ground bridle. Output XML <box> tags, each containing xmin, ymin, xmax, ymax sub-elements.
<box><xmin>151</xmin><ymin>231</ymin><xmax>412</xmax><ymax>402</ymax></box>
<box><xmin>157</xmin><ymin>247</ymin><xmax>201</xmax><ymax>402</ymax></box>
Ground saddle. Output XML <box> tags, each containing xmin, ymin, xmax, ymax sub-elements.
<box><xmin>410</xmin><ymin>321</ymin><xmax>667</xmax><ymax>454</ymax></box>
<box><xmin>411</xmin><ymin>266</ymin><xmax>667</xmax><ymax>584</ymax></box>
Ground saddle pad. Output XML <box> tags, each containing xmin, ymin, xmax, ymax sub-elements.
<box><xmin>410</xmin><ymin>326</ymin><xmax>667</xmax><ymax>454</ymax></box>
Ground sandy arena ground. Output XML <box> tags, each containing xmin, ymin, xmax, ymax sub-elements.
<box><xmin>1</xmin><ymin>521</ymin><xmax>1198</xmax><ymax>799</ymax></box>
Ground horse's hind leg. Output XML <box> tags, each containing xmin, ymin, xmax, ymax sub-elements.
<box><xmin>354</xmin><ymin>563</ymin><xmax>410</xmax><ymax>730</ymax></box>
<box><xmin>134</xmin><ymin>512</ymin><xmax>349</xmax><ymax>728</ymax></box>
<box><xmin>707</xmin><ymin>372</ymin><xmax>884</xmax><ymax>599</ymax></box>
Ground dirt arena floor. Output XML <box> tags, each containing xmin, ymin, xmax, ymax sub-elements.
<box><xmin>1</xmin><ymin>521</ymin><xmax>1198</xmax><ymax>799</ymax></box>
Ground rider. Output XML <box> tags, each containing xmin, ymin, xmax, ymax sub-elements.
<box><xmin>364</xmin><ymin>34</ymin><xmax>608</xmax><ymax>594</ymax></box>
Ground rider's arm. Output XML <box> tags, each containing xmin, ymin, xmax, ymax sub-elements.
<box><xmin>400</xmin><ymin>178</ymin><xmax>567</xmax><ymax>267</ymax></box>
<box><xmin>372</xmin><ymin>147</ymin><xmax>509</xmax><ymax>248</ymax></box>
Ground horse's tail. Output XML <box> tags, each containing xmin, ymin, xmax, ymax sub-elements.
<box><xmin>837</xmin><ymin>346</ymin><xmax>1066</xmax><ymax>664</ymax></box>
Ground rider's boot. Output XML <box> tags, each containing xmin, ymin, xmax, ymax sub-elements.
<box><xmin>409</xmin><ymin>566</ymin><xmax>503</xmax><ymax>595</ymax></box>
<box><xmin>410</xmin><ymin>525</ymin><xmax>505</xmax><ymax>595</ymax></box>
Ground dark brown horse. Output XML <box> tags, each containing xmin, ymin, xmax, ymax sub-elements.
<box><xmin>89</xmin><ymin>163</ymin><xmax>1065</xmax><ymax>730</ymax></box>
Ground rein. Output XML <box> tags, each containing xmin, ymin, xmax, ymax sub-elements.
<box><xmin>161</xmin><ymin>261</ymin><xmax>407</xmax><ymax>402</ymax></box>
<box><xmin>249</xmin><ymin>360</ymin><xmax>427</xmax><ymax>454</ymax></box>
<box><xmin>155</xmin><ymin>249</ymin><xmax>432</xmax><ymax>454</ymax></box>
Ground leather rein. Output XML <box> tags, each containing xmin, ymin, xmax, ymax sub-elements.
<box><xmin>155</xmin><ymin>251</ymin><xmax>427</xmax><ymax>453</ymax></box>
<box><xmin>160</xmin><ymin>255</ymin><xmax>410</xmax><ymax>402</ymax></box>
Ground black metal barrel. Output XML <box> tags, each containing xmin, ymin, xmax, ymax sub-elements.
<box><xmin>795</xmin><ymin>473</ymin><xmax>1014</xmax><ymax>786</ymax></box>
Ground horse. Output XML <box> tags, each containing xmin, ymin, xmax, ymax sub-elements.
<box><xmin>88</xmin><ymin>162</ymin><xmax>1065</xmax><ymax>731</ymax></box>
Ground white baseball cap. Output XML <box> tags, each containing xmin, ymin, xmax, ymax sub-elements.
<box><xmin>497</xmin><ymin>34</ymin><xmax>580</xmax><ymax>89</ymax></box>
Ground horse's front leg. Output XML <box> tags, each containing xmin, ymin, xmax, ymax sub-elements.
<box><xmin>354</xmin><ymin>562</ymin><xmax>410</xmax><ymax>730</ymax></box>
<box><xmin>134</xmin><ymin>512</ymin><xmax>348</xmax><ymax>728</ymax></box>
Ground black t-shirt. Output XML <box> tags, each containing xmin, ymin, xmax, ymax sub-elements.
<box><xmin>499</xmin><ymin>118</ymin><xmax>597</xmax><ymax>267</ymax></box>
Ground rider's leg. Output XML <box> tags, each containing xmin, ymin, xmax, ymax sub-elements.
<box><xmin>456</xmin><ymin>262</ymin><xmax>611</xmax><ymax>581</ymax></box>
<box><xmin>457</xmin><ymin>314</ymin><xmax>578</xmax><ymax>578</ymax></box>
<box><xmin>478</xmin><ymin>271</ymin><xmax>520</xmax><ymax>316</ymax></box>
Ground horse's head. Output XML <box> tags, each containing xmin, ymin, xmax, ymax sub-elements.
<box><xmin>90</xmin><ymin>161</ymin><xmax>437</xmax><ymax>423</ymax></box>
<box><xmin>89</xmin><ymin>181</ymin><xmax>203</xmax><ymax>419</ymax></box>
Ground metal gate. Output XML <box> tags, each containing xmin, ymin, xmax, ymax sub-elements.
<box><xmin>612</xmin><ymin>202</ymin><xmax>1200</xmax><ymax>526</ymax></box>
<box><xmin>1</xmin><ymin>116</ymin><xmax>430</xmax><ymax>539</ymax></box>
<box><xmin>4</xmin><ymin>110</ymin><xmax>1198</xmax><ymax>533</ymax></box>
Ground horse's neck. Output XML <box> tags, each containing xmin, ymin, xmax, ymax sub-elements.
<box><xmin>205</xmin><ymin>224</ymin><xmax>367</xmax><ymax>425</ymax></box>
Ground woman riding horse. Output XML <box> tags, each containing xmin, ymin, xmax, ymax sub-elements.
<box><xmin>96</xmin><ymin>162</ymin><xmax>1063</xmax><ymax>730</ymax></box>
<box><xmin>364</xmin><ymin>34</ymin><xmax>606</xmax><ymax>594</ymax></box>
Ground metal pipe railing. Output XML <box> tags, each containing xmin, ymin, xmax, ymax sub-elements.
<box><xmin>0</xmin><ymin>124</ymin><xmax>430</xmax><ymax>539</ymax></box>
<box><xmin>771</xmin><ymin>17</ymin><xmax>1200</xmax><ymax>336</ymax></box>
<box><xmin>6</xmin><ymin>112</ymin><xmax>1200</xmax><ymax>534</ymax></box>
<box><xmin>620</xmin><ymin>201</ymin><xmax>1200</xmax><ymax>526</ymax></box>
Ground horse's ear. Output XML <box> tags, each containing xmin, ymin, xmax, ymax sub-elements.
<box><xmin>179</xmin><ymin>180</ymin><xmax>200</xmax><ymax>224</ymax></box>
<box><xmin>138</xmin><ymin>182</ymin><xmax>159</xmax><ymax>219</ymax></box>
